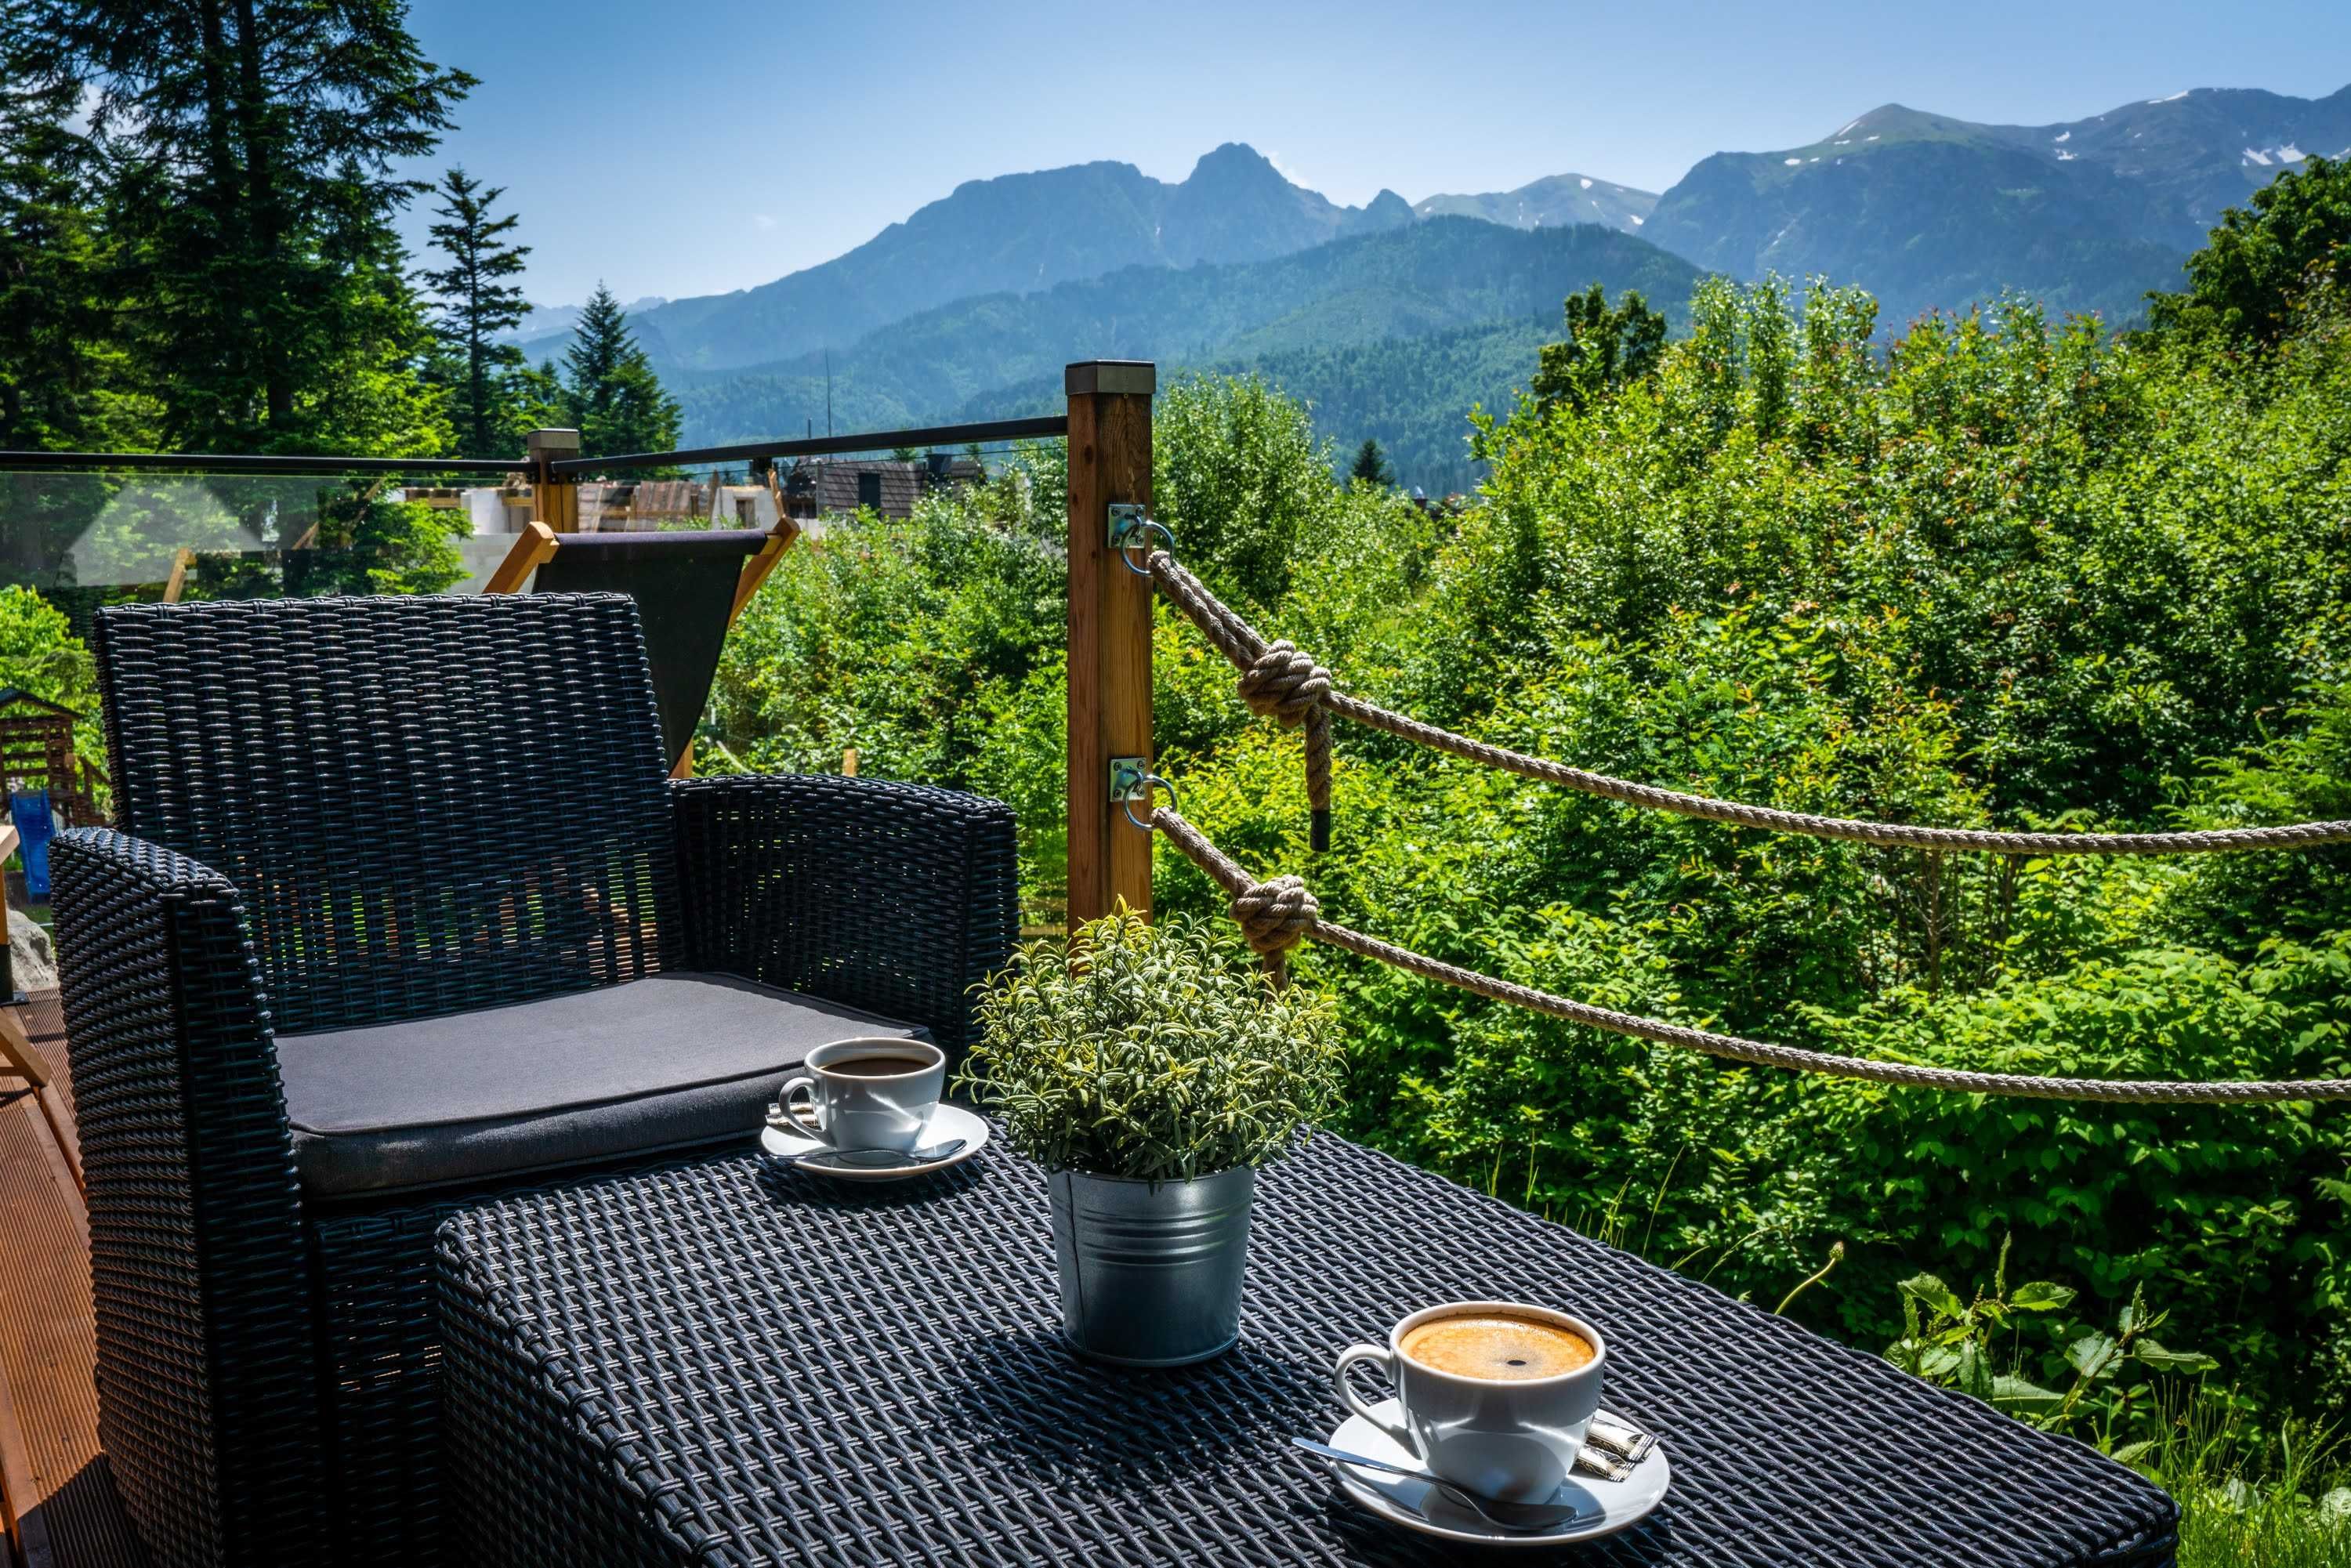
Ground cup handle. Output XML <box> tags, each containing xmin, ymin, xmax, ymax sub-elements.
<box><xmin>775</xmin><ymin>1075</ymin><xmax>832</xmax><ymax>1148</ymax></box>
<box><xmin>1333</xmin><ymin>1343</ymin><xmax>1420</xmax><ymax>1458</ymax></box>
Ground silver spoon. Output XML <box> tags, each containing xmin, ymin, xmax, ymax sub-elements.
<box><xmin>1291</xmin><ymin>1436</ymin><xmax>1593</xmax><ymax>1532</ymax></box>
<box><xmin>792</xmin><ymin>1138</ymin><xmax>967</xmax><ymax>1172</ymax></box>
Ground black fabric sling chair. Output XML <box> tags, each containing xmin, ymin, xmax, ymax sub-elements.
<box><xmin>46</xmin><ymin>592</ymin><xmax>1016</xmax><ymax>1568</ymax></box>
<box><xmin>482</xmin><ymin>516</ymin><xmax>794</xmax><ymax>773</ymax></box>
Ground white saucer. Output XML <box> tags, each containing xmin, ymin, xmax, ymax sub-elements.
<box><xmin>759</xmin><ymin>1101</ymin><xmax>990</xmax><ymax>1182</ymax></box>
<box><xmin>1322</xmin><ymin>1398</ymin><xmax>1670</xmax><ymax>1548</ymax></box>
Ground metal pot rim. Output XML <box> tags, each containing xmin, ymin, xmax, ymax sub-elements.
<box><xmin>1048</xmin><ymin>1162</ymin><xmax>1257</xmax><ymax>1189</ymax></box>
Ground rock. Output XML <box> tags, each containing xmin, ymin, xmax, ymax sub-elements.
<box><xmin>9</xmin><ymin>906</ymin><xmax>56</xmax><ymax>993</ymax></box>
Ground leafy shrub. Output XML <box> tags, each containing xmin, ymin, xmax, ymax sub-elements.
<box><xmin>1885</xmin><ymin>1235</ymin><xmax>2216</xmax><ymax>1447</ymax></box>
<box><xmin>706</xmin><ymin>266</ymin><xmax>2351</xmax><ymax>1433</ymax></box>
<box><xmin>958</xmin><ymin>906</ymin><xmax>1343</xmax><ymax>1182</ymax></box>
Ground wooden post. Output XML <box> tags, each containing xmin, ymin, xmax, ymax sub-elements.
<box><xmin>527</xmin><ymin>428</ymin><xmax>581</xmax><ymax>534</ymax></box>
<box><xmin>1065</xmin><ymin>360</ymin><xmax>1156</xmax><ymax>926</ymax></box>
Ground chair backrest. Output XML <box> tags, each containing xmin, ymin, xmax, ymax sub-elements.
<box><xmin>92</xmin><ymin>593</ymin><xmax>680</xmax><ymax>1035</ymax></box>
<box><xmin>527</xmin><ymin>529</ymin><xmax>769</xmax><ymax>769</ymax></box>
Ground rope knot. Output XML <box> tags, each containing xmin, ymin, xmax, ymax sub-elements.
<box><xmin>1230</xmin><ymin>875</ymin><xmax>1318</xmax><ymax>958</ymax></box>
<box><xmin>1237</xmin><ymin>640</ymin><xmax>1331</xmax><ymax>727</ymax></box>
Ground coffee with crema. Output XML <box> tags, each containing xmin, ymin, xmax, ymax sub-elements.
<box><xmin>1400</xmin><ymin>1312</ymin><xmax>1595</xmax><ymax>1381</ymax></box>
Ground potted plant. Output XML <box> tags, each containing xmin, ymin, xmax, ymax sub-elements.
<box><xmin>959</xmin><ymin>904</ymin><xmax>1343</xmax><ymax>1366</ymax></box>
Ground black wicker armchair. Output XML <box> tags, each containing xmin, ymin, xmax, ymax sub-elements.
<box><xmin>46</xmin><ymin>592</ymin><xmax>1017</xmax><ymax>1568</ymax></box>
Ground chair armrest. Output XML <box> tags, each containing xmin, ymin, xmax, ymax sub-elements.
<box><xmin>49</xmin><ymin>828</ymin><xmax>326</xmax><ymax>1560</ymax></box>
<box><xmin>670</xmin><ymin>775</ymin><xmax>1019</xmax><ymax>1052</ymax></box>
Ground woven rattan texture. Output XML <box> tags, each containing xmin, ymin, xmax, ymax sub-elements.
<box><xmin>52</xmin><ymin>596</ymin><xmax>1021</xmax><ymax>1567</ymax></box>
<box><xmin>91</xmin><ymin>593</ymin><xmax>682</xmax><ymax>1036</ymax></box>
<box><xmin>673</xmin><ymin>773</ymin><xmax>1020</xmax><ymax>1053</ymax></box>
<box><xmin>437</xmin><ymin>1136</ymin><xmax>2175</xmax><ymax>1567</ymax></box>
<box><xmin>49</xmin><ymin>830</ymin><xmax>325</xmax><ymax>1568</ymax></box>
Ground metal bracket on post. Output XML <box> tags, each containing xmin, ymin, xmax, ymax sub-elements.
<box><xmin>1109</xmin><ymin>756</ymin><xmax>1151</xmax><ymax>809</ymax></box>
<box><xmin>1107</xmin><ymin>504</ymin><xmax>1148</xmax><ymax>549</ymax></box>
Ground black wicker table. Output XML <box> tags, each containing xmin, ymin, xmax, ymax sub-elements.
<box><xmin>433</xmin><ymin>1134</ymin><xmax>2177</xmax><ymax>1566</ymax></box>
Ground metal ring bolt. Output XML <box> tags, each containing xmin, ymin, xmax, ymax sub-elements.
<box><xmin>1121</xmin><ymin>773</ymin><xmax>1178</xmax><ymax>832</ymax></box>
<box><xmin>1118</xmin><ymin>519</ymin><xmax>1176</xmax><ymax>577</ymax></box>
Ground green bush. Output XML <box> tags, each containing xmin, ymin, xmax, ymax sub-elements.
<box><xmin>958</xmin><ymin>907</ymin><xmax>1344</xmax><ymax>1182</ymax></box>
<box><xmin>706</xmin><ymin>266</ymin><xmax>2351</xmax><ymax>1438</ymax></box>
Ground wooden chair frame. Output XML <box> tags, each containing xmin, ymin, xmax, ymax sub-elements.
<box><xmin>480</xmin><ymin>516</ymin><xmax>798</xmax><ymax>776</ymax></box>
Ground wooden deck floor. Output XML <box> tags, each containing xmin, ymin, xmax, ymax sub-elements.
<box><xmin>0</xmin><ymin>993</ymin><xmax>148</xmax><ymax>1568</ymax></box>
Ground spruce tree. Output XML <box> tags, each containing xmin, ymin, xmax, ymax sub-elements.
<box><xmin>561</xmin><ymin>284</ymin><xmax>681</xmax><ymax>458</ymax></box>
<box><xmin>1349</xmin><ymin>437</ymin><xmax>1393</xmax><ymax>487</ymax></box>
<box><xmin>0</xmin><ymin>3</ymin><xmax>154</xmax><ymax>585</ymax></box>
<box><xmin>0</xmin><ymin>2</ymin><xmax>138</xmax><ymax>451</ymax></box>
<box><xmin>41</xmin><ymin>0</ymin><xmax>473</xmax><ymax>454</ymax></box>
<box><xmin>418</xmin><ymin>167</ymin><xmax>531</xmax><ymax>456</ymax></box>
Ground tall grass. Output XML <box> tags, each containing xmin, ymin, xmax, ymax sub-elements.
<box><xmin>2148</xmin><ymin>1407</ymin><xmax>2351</xmax><ymax>1568</ymax></box>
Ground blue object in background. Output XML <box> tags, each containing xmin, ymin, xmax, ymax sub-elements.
<box><xmin>10</xmin><ymin>790</ymin><xmax>54</xmax><ymax>900</ymax></box>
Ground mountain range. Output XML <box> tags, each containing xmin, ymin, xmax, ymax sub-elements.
<box><xmin>516</xmin><ymin>145</ymin><xmax>1412</xmax><ymax>372</ymax></box>
<box><xmin>509</xmin><ymin>81</ymin><xmax>2350</xmax><ymax>489</ymax></box>
<box><xmin>1646</xmin><ymin>88</ymin><xmax>2351</xmax><ymax>325</ymax></box>
<box><xmin>670</xmin><ymin>219</ymin><xmax>1700</xmax><ymax>494</ymax></box>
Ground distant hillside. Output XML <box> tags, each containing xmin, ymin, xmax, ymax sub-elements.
<box><xmin>674</xmin><ymin>219</ymin><xmax>1699</xmax><ymax>495</ymax></box>
<box><xmin>520</xmin><ymin>144</ymin><xmax>1412</xmax><ymax>372</ymax></box>
<box><xmin>501</xmin><ymin>294</ymin><xmax>666</xmax><ymax>345</ymax></box>
<box><xmin>672</xmin><ymin>218</ymin><xmax>1697</xmax><ymax>444</ymax></box>
<box><xmin>1223</xmin><ymin>317</ymin><xmax>1560</xmax><ymax>494</ymax></box>
<box><xmin>1643</xmin><ymin>85</ymin><xmax>2349</xmax><ymax>328</ymax></box>
<box><xmin>1647</xmin><ymin>137</ymin><xmax>2190</xmax><ymax>328</ymax></box>
<box><xmin>1415</xmin><ymin>173</ymin><xmax>1657</xmax><ymax>237</ymax></box>
<box><xmin>1959</xmin><ymin>85</ymin><xmax>2351</xmax><ymax>237</ymax></box>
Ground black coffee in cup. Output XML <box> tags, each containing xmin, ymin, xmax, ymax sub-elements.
<box><xmin>778</xmin><ymin>1038</ymin><xmax>947</xmax><ymax>1154</ymax></box>
<box><xmin>823</xmin><ymin>1056</ymin><xmax>933</xmax><ymax>1079</ymax></box>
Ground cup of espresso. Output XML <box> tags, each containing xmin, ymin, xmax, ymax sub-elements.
<box><xmin>1333</xmin><ymin>1300</ymin><xmax>1605</xmax><ymax>1504</ymax></box>
<box><xmin>776</xmin><ymin>1037</ymin><xmax>945</xmax><ymax>1154</ymax></box>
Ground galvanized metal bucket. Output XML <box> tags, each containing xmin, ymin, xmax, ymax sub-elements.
<box><xmin>1047</xmin><ymin>1163</ymin><xmax>1256</xmax><ymax>1367</ymax></box>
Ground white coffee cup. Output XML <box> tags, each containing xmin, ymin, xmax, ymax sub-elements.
<box><xmin>775</xmin><ymin>1037</ymin><xmax>944</xmax><ymax>1154</ymax></box>
<box><xmin>1333</xmin><ymin>1299</ymin><xmax>1607</xmax><ymax>1504</ymax></box>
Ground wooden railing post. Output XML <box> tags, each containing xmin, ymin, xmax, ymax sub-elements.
<box><xmin>1065</xmin><ymin>360</ymin><xmax>1156</xmax><ymax>926</ymax></box>
<box><xmin>527</xmin><ymin>428</ymin><xmax>581</xmax><ymax>534</ymax></box>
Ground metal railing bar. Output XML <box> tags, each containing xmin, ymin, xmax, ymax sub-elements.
<box><xmin>549</xmin><ymin>416</ymin><xmax>1070</xmax><ymax>476</ymax></box>
<box><xmin>0</xmin><ymin>451</ymin><xmax>532</xmax><ymax>477</ymax></box>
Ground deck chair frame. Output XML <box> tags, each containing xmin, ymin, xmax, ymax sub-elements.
<box><xmin>481</xmin><ymin>516</ymin><xmax>799</xmax><ymax>776</ymax></box>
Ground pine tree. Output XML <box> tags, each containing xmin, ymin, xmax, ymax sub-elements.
<box><xmin>561</xmin><ymin>284</ymin><xmax>681</xmax><ymax>458</ymax></box>
<box><xmin>0</xmin><ymin>2</ymin><xmax>141</xmax><ymax>452</ymax></box>
<box><xmin>1349</xmin><ymin>436</ymin><xmax>1393</xmax><ymax>487</ymax></box>
<box><xmin>41</xmin><ymin>0</ymin><xmax>473</xmax><ymax>454</ymax></box>
<box><xmin>418</xmin><ymin>167</ymin><xmax>531</xmax><ymax>456</ymax></box>
<box><xmin>0</xmin><ymin>3</ymin><xmax>158</xmax><ymax>585</ymax></box>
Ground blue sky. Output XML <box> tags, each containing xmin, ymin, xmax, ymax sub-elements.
<box><xmin>397</xmin><ymin>0</ymin><xmax>2351</xmax><ymax>309</ymax></box>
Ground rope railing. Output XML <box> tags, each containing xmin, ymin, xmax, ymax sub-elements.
<box><xmin>1143</xmin><ymin>547</ymin><xmax>2351</xmax><ymax>856</ymax></box>
<box><xmin>1128</xmin><ymin>527</ymin><xmax>2351</xmax><ymax>1102</ymax></box>
<box><xmin>1147</xmin><ymin>804</ymin><xmax>2351</xmax><ymax>1104</ymax></box>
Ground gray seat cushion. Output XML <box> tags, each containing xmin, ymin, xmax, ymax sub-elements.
<box><xmin>276</xmin><ymin>972</ymin><xmax>926</xmax><ymax>1199</ymax></box>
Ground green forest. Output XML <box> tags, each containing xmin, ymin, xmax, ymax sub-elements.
<box><xmin>701</xmin><ymin>160</ymin><xmax>2351</xmax><ymax>1559</ymax></box>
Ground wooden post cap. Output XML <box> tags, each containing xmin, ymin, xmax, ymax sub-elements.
<box><xmin>1064</xmin><ymin>361</ymin><xmax>1156</xmax><ymax>397</ymax></box>
<box><xmin>525</xmin><ymin>429</ymin><xmax>582</xmax><ymax>456</ymax></box>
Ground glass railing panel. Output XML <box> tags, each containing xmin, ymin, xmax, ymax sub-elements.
<box><xmin>0</xmin><ymin>468</ymin><xmax>538</xmax><ymax>610</ymax></box>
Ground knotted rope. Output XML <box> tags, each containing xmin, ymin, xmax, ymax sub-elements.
<box><xmin>1149</xmin><ymin>806</ymin><xmax>2351</xmax><ymax>1103</ymax></box>
<box><xmin>1233</xmin><ymin>640</ymin><xmax>1335</xmax><ymax>850</ymax></box>
<box><xmin>1145</xmin><ymin>548</ymin><xmax>2351</xmax><ymax>856</ymax></box>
